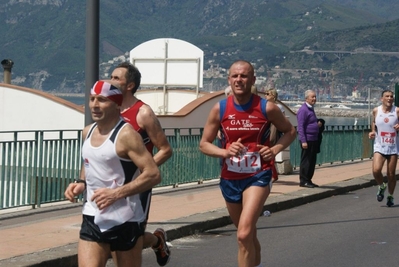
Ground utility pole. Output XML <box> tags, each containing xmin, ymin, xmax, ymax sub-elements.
<box><xmin>331</xmin><ymin>73</ymin><xmax>334</xmax><ymax>98</ymax></box>
<box><xmin>368</xmin><ymin>88</ymin><xmax>371</xmax><ymax>127</ymax></box>
<box><xmin>85</xmin><ymin>0</ymin><xmax>99</xmax><ymax>126</ymax></box>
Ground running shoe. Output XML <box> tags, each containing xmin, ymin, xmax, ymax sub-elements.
<box><xmin>387</xmin><ymin>195</ymin><xmax>394</xmax><ymax>207</ymax></box>
<box><xmin>153</xmin><ymin>228</ymin><xmax>171</xmax><ymax>266</ymax></box>
<box><xmin>377</xmin><ymin>183</ymin><xmax>387</xmax><ymax>202</ymax></box>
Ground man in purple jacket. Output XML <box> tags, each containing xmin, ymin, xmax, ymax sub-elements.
<box><xmin>296</xmin><ymin>90</ymin><xmax>320</xmax><ymax>188</ymax></box>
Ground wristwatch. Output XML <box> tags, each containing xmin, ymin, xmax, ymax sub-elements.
<box><xmin>74</xmin><ymin>178</ymin><xmax>86</xmax><ymax>187</ymax></box>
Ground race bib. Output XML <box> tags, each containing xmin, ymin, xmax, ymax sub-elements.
<box><xmin>380</xmin><ymin>131</ymin><xmax>397</xmax><ymax>146</ymax></box>
<box><xmin>225</xmin><ymin>152</ymin><xmax>261</xmax><ymax>173</ymax></box>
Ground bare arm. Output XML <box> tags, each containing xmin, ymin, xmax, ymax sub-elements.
<box><xmin>137</xmin><ymin>105</ymin><xmax>172</xmax><ymax>166</ymax></box>
<box><xmin>369</xmin><ymin>107</ymin><xmax>378</xmax><ymax>139</ymax></box>
<box><xmin>115</xmin><ymin>126</ymin><xmax>161</xmax><ymax>197</ymax></box>
<box><xmin>257</xmin><ymin>101</ymin><xmax>296</xmax><ymax>160</ymax></box>
<box><xmin>199</xmin><ymin>102</ymin><xmax>245</xmax><ymax>158</ymax></box>
<box><xmin>64</xmin><ymin>124</ymin><xmax>91</xmax><ymax>202</ymax></box>
<box><xmin>395</xmin><ymin>107</ymin><xmax>399</xmax><ymax>131</ymax></box>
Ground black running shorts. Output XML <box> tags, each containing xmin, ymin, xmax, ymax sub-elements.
<box><xmin>80</xmin><ymin>215</ymin><xmax>145</xmax><ymax>251</ymax></box>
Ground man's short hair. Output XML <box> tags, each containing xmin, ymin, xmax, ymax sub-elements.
<box><xmin>229</xmin><ymin>60</ymin><xmax>255</xmax><ymax>76</ymax></box>
<box><xmin>116</xmin><ymin>62</ymin><xmax>141</xmax><ymax>95</ymax></box>
<box><xmin>304</xmin><ymin>90</ymin><xmax>315</xmax><ymax>99</ymax></box>
<box><xmin>381</xmin><ymin>89</ymin><xmax>393</xmax><ymax>97</ymax></box>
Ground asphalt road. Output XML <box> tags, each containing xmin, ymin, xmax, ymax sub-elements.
<box><xmin>140</xmin><ymin>186</ymin><xmax>399</xmax><ymax>267</ymax></box>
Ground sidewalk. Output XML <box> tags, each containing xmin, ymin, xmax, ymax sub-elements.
<box><xmin>0</xmin><ymin>159</ymin><xmax>389</xmax><ymax>267</ymax></box>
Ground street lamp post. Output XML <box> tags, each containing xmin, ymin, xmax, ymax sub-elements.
<box><xmin>367</xmin><ymin>87</ymin><xmax>371</xmax><ymax>127</ymax></box>
<box><xmin>85</xmin><ymin>0</ymin><xmax>99</xmax><ymax>126</ymax></box>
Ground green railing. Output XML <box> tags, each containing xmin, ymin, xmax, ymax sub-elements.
<box><xmin>290</xmin><ymin>125</ymin><xmax>372</xmax><ymax>168</ymax></box>
<box><xmin>0</xmin><ymin>128</ymin><xmax>221</xmax><ymax>210</ymax></box>
<box><xmin>160</xmin><ymin>128</ymin><xmax>221</xmax><ymax>186</ymax></box>
<box><xmin>0</xmin><ymin>130</ymin><xmax>82</xmax><ymax>209</ymax></box>
<box><xmin>0</xmin><ymin>124</ymin><xmax>372</xmax><ymax>210</ymax></box>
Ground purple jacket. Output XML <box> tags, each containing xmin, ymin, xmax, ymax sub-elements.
<box><xmin>296</xmin><ymin>103</ymin><xmax>319</xmax><ymax>142</ymax></box>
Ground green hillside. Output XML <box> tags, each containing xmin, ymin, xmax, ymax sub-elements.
<box><xmin>0</xmin><ymin>0</ymin><xmax>397</xmax><ymax>92</ymax></box>
<box><xmin>285</xmin><ymin>19</ymin><xmax>399</xmax><ymax>73</ymax></box>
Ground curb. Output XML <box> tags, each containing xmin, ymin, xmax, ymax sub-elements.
<box><xmin>0</xmin><ymin>175</ymin><xmax>378</xmax><ymax>267</ymax></box>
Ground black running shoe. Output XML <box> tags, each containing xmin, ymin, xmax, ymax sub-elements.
<box><xmin>387</xmin><ymin>196</ymin><xmax>394</xmax><ymax>207</ymax></box>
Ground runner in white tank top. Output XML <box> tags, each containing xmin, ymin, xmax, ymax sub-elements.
<box><xmin>64</xmin><ymin>80</ymin><xmax>161</xmax><ymax>267</ymax></box>
<box><xmin>373</xmin><ymin>105</ymin><xmax>399</xmax><ymax>155</ymax></box>
<box><xmin>369</xmin><ymin>89</ymin><xmax>399</xmax><ymax>207</ymax></box>
<box><xmin>82</xmin><ymin>120</ymin><xmax>144</xmax><ymax>230</ymax></box>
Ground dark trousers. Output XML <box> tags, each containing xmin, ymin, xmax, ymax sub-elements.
<box><xmin>299</xmin><ymin>140</ymin><xmax>318</xmax><ymax>184</ymax></box>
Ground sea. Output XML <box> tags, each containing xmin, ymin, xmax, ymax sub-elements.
<box><xmin>60</xmin><ymin>96</ymin><xmax>370</xmax><ymax>127</ymax></box>
<box><xmin>62</xmin><ymin>95</ymin><xmax>85</xmax><ymax>106</ymax></box>
<box><xmin>323</xmin><ymin>116</ymin><xmax>368</xmax><ymax>126</ymax></box>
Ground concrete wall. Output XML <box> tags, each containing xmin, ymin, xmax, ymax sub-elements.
<box><xmin>0</xmin><ymin>83</ymin><xmax>84</xmax><ymax>132</ymax></box>
<box><xmin>156</xmin><ymin>91</ymin><xmax>225</xmax><ymax>128</ymax></box>
<box><xmin>0</xmin><ymin>82</ymin><xmax>297</xmax><ymax>132</ymax></box>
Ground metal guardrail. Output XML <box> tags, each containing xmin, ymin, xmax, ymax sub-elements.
<box><xmin>0</xmin><ymin>130</ymin><xmax>82</xmax><ymax>209</ymax></box>
<box><xmin>160</xmin><ymin>128</ymin><xmax>221</xmax><ymax>187</ymax></box>
<box><xmin>0</xmin><ymin>124</ymin><xmax>372</xmax><ymax>210</ymax></box>
<box><xmin>290</xmin><ymin>125</ymin><xmax>372</xmax><ymax>168</ymax></box>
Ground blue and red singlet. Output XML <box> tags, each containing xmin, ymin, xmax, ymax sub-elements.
<box><xmin>219</xmin><ymin>95</ymin><xmax>272</xmax><ymax>180</ymax></box>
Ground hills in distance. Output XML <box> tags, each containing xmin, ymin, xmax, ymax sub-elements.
<box><xmin>0</xmin><ymin>0</ymin><xmax>398</xmax><ymax>97</ymax></box>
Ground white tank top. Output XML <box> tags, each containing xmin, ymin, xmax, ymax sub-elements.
<box><xmin>82</xmin><ymin>120</ymin><xmax>144</xmax><ymax>232</ymax></box>
<box><xmin>374</xmin><ymin>105</ymin><xmax>399</xmax><ymax>155</ymax></box>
